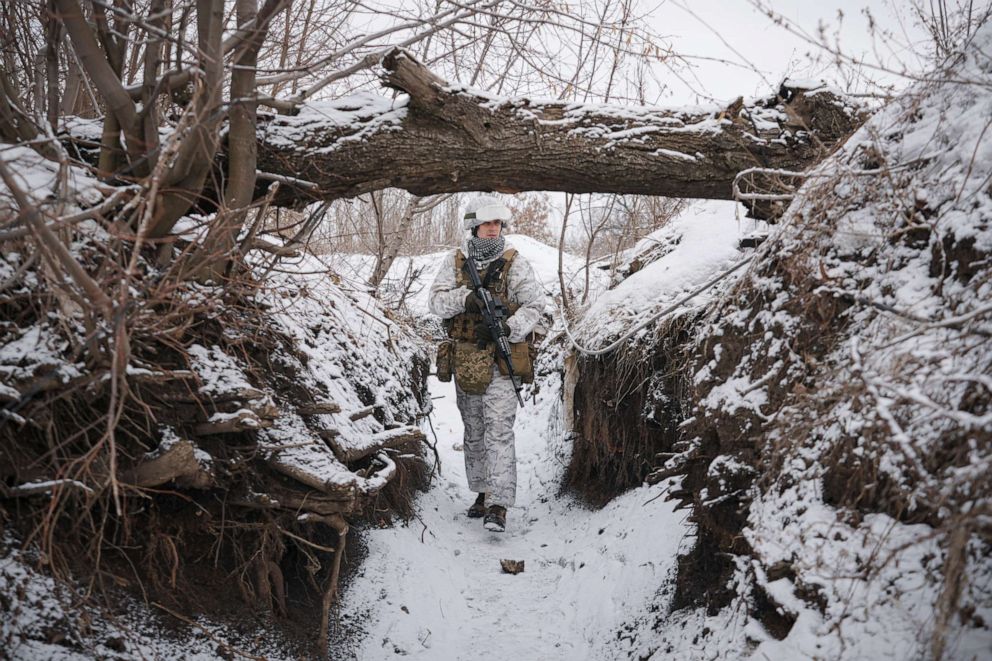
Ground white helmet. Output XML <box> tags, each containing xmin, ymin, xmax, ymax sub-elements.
<box><xmin>463</xmin><ymin>195</ymin><xmax>511</xmax><ymax>231</ymax></box>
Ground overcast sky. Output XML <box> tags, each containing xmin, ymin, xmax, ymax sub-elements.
<box><xmin>643</xmin><ymin>0</ymin><xmax>931</xmax><ymax>103</ymax></box>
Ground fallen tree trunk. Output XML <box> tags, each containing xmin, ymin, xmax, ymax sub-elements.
<box><xmin>256</xmin><ymin>49</ymin><xmax>866</xmax><ymax>215</ymax></box>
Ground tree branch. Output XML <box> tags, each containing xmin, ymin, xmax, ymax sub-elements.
<box><xmin>54</xmin><ymin>0</ymin><xmax>142</xmax><ymax>161</ymax></box>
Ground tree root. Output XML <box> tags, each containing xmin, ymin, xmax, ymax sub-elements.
<box><xmin>316</xmin><ymin>513</ymin><xmax>348</xmax><ymax>657</ymax></box>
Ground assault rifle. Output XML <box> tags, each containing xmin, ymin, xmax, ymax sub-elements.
<box><xmin>463</xmin><ymin>254</ymin><xmax>525</xmax><ymax>406</ymax></box>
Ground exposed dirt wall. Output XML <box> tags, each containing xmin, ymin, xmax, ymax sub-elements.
<box><xmin>565</xmin><ymin>313</ymin><xmax>695</xmax><ymax>506</ymax></box>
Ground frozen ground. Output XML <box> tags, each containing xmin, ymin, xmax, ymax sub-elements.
<box><xmin>336</xmin><ymin>373</ymin><xmax>690</xmax><ymax>661</ymax></box>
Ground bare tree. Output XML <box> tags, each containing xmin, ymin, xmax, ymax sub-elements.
<box><xmin>506</xmin><ymin>193</ymin><xmax>555</xmax><ymax>245</ymax></box>
<box><xmin>368</xmin><ymin>193</ymin><xmax>450</xmax><ymax>290</ymax></box>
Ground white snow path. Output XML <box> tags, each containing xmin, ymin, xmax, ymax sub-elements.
<box><xmin>337</xmin><ymin>376</ymin><xmax>690</xmax><ymax>661</ymax></box>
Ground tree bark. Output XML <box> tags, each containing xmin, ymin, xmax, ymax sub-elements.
<box><xmin>194</xmin><ymin>409</ymin><xmax>271</xmax><ymax>435</ymax></box>
<box><xmin>254</xmin><ymin>49</ymin><xmax>867</xmax><ymax>217</ymax></box>
<box><xmin>224</xmin><ymin>0</ymin><xmax>261</xmax><ymax>212</ymax></box>
<box><xmin>138</xmin><ymin>0</ymin><xmax>166</xmax><ymax>170</ymax></box>
<box><xmin>0</xmin><ymin>68</ymin><xmax>43</xmax><ymax>146</ymax></box>
<box><xmin>192</xmin><ymin>0</ymin><xmax>262</xmax><ymax>279</ymax></box>
<box><xmin>146</xmin><ymin>0</ymin><xmax>290</xmax><ymax>241</ymax></box>
<box><xmin>54</xmin><ymin>0</ymin><xmax>142</xmax><ymax>169</ymax></box>
<box><xmin>43</xmin><ymin>0</ymin><xmax>60</xmax><ymax>133</ymax></box>
<box><xmin>297</xmin><ymin>401</ymin><xmax>342</xmax><ymax>415</ymax></box>
<box><xmin>142</xmin><ymin>0</ymin><xmax>224</xmax><ymax>240</ymax></box>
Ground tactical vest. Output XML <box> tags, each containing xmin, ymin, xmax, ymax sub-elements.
<box><xmin>437</xmin><ymin>248</ymin><xmax>535</xmax><ymax>394</ymax></box>
<box><xmin>445</xmin><ymin>249</ymin><xmax>520</xmax><ymax>340</ymax></box>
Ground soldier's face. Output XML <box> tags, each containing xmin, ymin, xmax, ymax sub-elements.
<box><xmin>477</xmin><ymin>220</ymin><xmax>502</xmax><ymax>238</ymax></box>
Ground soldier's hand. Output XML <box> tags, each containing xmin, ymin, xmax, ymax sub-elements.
<box><xmin>474</xmin><ymin>321</ymin><xmax>510</xmax><ymax>344</ymax></box>
<box><xmin>464</xmin><ymin>291</ymin><xmax>484</xmax><ymax>313</ymax></box>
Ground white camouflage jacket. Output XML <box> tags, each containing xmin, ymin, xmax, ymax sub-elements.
<box><xmin>428</xmin><ymin>238</ymin><xmax>547</xmax><ymax>343</ymax></box>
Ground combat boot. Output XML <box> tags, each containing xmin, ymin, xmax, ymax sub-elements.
<box><xmin>467</xmin><ymin>492</ymin><xmax>486</xmax><ymax>518</ymax></box>
<box><xmin>484</xmin><ymin>505</ymin><xmax>506</xmax><ymax>532</ymax></box>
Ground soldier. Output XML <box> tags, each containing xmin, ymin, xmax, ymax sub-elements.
<box><xmin>429</xmin><ymin>196</ymin><xmax>547</xmax><ymax>532</ymax></box>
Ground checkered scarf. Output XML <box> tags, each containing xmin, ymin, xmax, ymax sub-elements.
<box><xmin>468</xmin><ymin>235</ymin><xmax>505</xmax><ymax>263</ymax></box>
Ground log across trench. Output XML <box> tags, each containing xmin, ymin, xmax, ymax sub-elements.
<box><xmin>253</xmin><ymin>49</ymin><xmax>866</xmax><ymax>218</ymax></box>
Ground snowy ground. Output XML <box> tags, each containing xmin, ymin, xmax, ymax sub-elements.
<box><xmin>335</xmin><ymin>374</ymin><xmax>690</xmax><ymax>661</ymax></box>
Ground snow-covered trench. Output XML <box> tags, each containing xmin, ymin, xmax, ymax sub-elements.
<box><xmin>337</xmin><ymin>373</ymin><xmax>687</xmax><ymax>660</ymax></box>
<box><xmin>330</xmin><ymin>215</ymin><xmax>754</xmax><ymax>659</ymax></box>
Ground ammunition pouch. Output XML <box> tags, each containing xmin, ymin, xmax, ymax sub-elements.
<box><xmin>453</xmin><ymin>341</ymin><xmax>494</xmax><ymax>394</ymax></box>
<box><xmin>436</xmin><ymin>339</ymin><xmax>454</xmax><ymax>382</ymax></box>
<box><xmin>496</xmin><ymin>339</ymin><xmax>535</xmax><ymax>384</ymax></box>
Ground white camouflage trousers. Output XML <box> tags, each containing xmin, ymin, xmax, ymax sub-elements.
<box><xmin>455</xmin><ymin>366</ymin><xmax>518</xmax><ymax>507</ymax></box>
